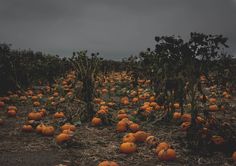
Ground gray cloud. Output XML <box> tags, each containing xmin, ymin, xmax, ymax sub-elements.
<box><xmin>0</xmin><ymin>0</ymin><xmax>236</xmax><ymax>60</ymax></box>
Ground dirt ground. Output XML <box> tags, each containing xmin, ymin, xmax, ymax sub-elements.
<box><xmin>0</xmin><ymin>102</ymin><xmax>236</xmax><ymax>166</ymax></box>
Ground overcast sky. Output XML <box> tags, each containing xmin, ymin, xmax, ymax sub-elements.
<box><xmin>0</xmin><ymin>0</ymin><xmax>236</xmax><ymax>60</ymax></box>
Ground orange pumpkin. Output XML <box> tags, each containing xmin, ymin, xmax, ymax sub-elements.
<box><xmin>36</xmin><ymin>124</ymin><xmax>46</xmax><ymax>134</ymax></box>
<box><xmin>0</xmin><ymin>118</ymin><xmax>4</xmax><ymax>125</ymax></box>
<box><xmin>211</xmin><ymin>135</ymin><xmax>224</xmax><ymax>145</ymax></box>
<box><xmin>0</xmin><ymin>101</ymin><xmax>5</xmax><ymax>107</ymax></box>
<box><xmin>156</xmin><ymin>142</ymin><xmax>170</xmax><ymax>154</ymax></box>
<box><xmin>116</xmin><ymin>121</ymin><xmax>127</xmax><ymax>132</ymax></box>
<box><xmin>28</xmin><ymin>111</ymin><xmax>42</xmax><ymax>120</ymax></box>
<box><xmin>209</xmin><ymin>105</ymin><xmax>219</xmax><ymax>112</ymax></box>
<box><xmin>120</xmin><ymin>142</ymin><xmax>137</xmax><ymax>154</ymax></box>
<box><xmin>61</xmin><ymin>123</ymin><xmax>76</xmax><ymax>131</ymax></box>
<box><xmin>42</xmin><ymin>126</ymin><xmax>55</xmax><ymax>136</ymax></box>
<box><xmin>174</xmin><ymin>103</ymin><xmax>180</xmax><ymax>109</ymax></box>
<box><xmin>55</xmin><ymin>133</ymin><xmax>71</xmax><ymax>144</ymax></box>
<box><xmin>181</xmin><ymin>122</ymin><xmax>191</xmax><ymax>131</ymax></box>
<box><xmin>173</xmin><ymin>112</ymin><xmax>181</xmax><ymax>120</ymax></box>
<box><xmin>181</xmin><ymin>113</ymin><xmax>191</xmax><ymax>122</ymax></box>
<box><xmin>117</xmin><ymin>113</ymin><xmax>128</xmax><ymax>120</ymax></box>
<box><xmin>7</xmin><ymin>109</ymin><xmax>17</xmax><ymax>117</ymax></box>
<box><xmin>232</xmin><ymin>151</ymin><xmax>236</xmax><ymax>162</ymax></box>
<box><xmin>98</xmin><ymin>161</ymin><xmax>119</xmax><ymax>166</ymax></box>
<box><xmin>54</xmin><ymin>112</ymin><xmax>65</xmax><ymax>118</ymax></box>
<box><xmin>92</xmin><ymin>117</ymin><xmax>102</xmax><ymax>126</ymax></box>
<box><xmin>33</xmin><ymin>101</ymin><xmax>40</xmax><ymax>107</ymax></box>
<box><xmin>129</xmin><ymin>123</ymin><xmax>140</xmax><ymax>132</ymax></box>
<box><xmin>122</xmin><ymin>133</ymin><xmax>136</xmax><ymax>143</ymax></box>
<box><xmin>22</xmin><ymin>125</ymin><xmax>33</xmax><ymax>132</ymax></box>
<box><xmin>158</xmin><ymin>148</ymin><xmax>176</xmax><ymax>161</ymax></box>
<box><xmin>134</xmin><ymin>131</ymin><xmax>148</xmax><ymax>142</ymax></box>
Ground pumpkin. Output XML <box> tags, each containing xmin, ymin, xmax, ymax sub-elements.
<box><xmin>62</xmin><ymin>129</ymin><xmax>74</xmax><ymax>135</ymax></box>
<box><xmin>61</xmin><ymin>123</ymin><xmax>76</xmax><ymax>131</ymax></box>
<box><xmin>55</xmin><ymin>133</ymin><xmax>70</xmax><ymax>144</ymax></box>
<box><xmin>92</xmin><ymin>117</ymin><xmax>102</xmax><ymax>126</ymax></box>
<box><xmin>122</xmin><ymin>133</ymin><xmax>136</xmax><ymax>143</ymax></box>
<box><xmin>181</xmin><ymin>113</ymin><xmax>191</xmax><ymax>122</ymax></box>
<box><xmin>149</xmin><ymin>96</ymin><xmax>155</xmax><ymax>102</ymax></box>
<box><xmin>33</xmin><ymin>101</ymin><xmax>40</xmax><ymax>107</ymax></box>
<box><xmin>42</xmin><ymin>126</ymin><xmax>55</xmax><ymax>136</ymax></box>
<box><xmin>120</xmin><ymin>142</ymin><xmax>137</xmax><ymax>154</ymax></box>
<box><xmin>129</xmin><ymin>123</ymin><xmax>140</xmax><ymax>132</ymax></box>
<box><xmin>116</xmin><ymin>121</ymin><xmax>127</xmax><ymax>132</ymax></box>
<box><xmin>0</xmin><ymin>118</ymin><xmax>4</xmax><ymax>125</ymax></box>
<box><xmin>118</xmin><ymin>109</ymin><xmax>126</xmax><ymax>114</ymax></box>
<box><xmin>134</xmin><ymin>131</ymin><xmax>148</xmax><ymax>142</ymax></box>
<box><xmin>181</xmin><ymin>122</ymin><xmax>191</xmax><ymax>131</ymax></box>
<box><xmin>8</xmin><ymin>106</ymin><xmax>17</xmax><ymax>111</ymax></box>
<box><xmin>209</xmin><ymin>105</ymin><xmax>219</xmax><ymax>112</ymax></box>
<box><xmin>39</xmin><ymin>108</ymin><xmax>46</xmax><ymax>117</ymax></box>
<box><xmin>173</xmin><ymin>112</ymin><xmax>181</xmax><ymax>120</ymax></box>
<box><xmin>98</xmin><ymin>161</ymin><xmax>119</xmax><ymax>166</ymax></box>
<box><xmin>156</xmin><ymin>142</ymin><xmax>170</xmax><ymax>154</ymax></box>
<box><xmin>22</xmin><ymin>125</ymin><xmax>33</xmax><ymax>132</ymax></box>
<box><xmin>232</xmin><ymin>151</ymin><xmax>236</xmax><ymax>162</ymax></box>
<box><xmin>7</xmin><ymin>109</ymin><xmax>16</xmax><ymax>117</ymax></box>
<box><xmin>0</xmin><ymin>101</ymin><xmax>5</xmax><ymax>107</ymax></box>
<box><xmin>117</xmin><ymin>113</ymin><xmax>128</xmax><ymax>120</ymax></box>
<box><xmin>97</xmin><ymin>109</ymin><xmax>108</xmax><ymax>115</ymax></box>
<box><xmin>28</xmin><ymin>112</ymin><xmax>42</xmax><ymax>121</ymax></box>
<box><xmin>146</xmin><ymin>136</ymin><xmax>159</xmax><ymax>147</ymax></box>
<box><xmin>211</xmin><ymin>135</ymin><xmax>224</xmax><ymax>145</ymax></box>
<box><xmin>132</xmin><ymin>97</ymin><xmax>139</xmax><ymax>103</ymax></box>
<box><xmin>36</xmin><ymin>124</ymin><xmax>46</xmax><ymax>134</ymax></box>
<box><xmin>209</xmin><ymin>98</ymin><xmax>217</xmax><ymax>104</ymax></box>
<box><xmin>158</xmin><ymin>148</ymin><xmax>176</xmax><ymax>161</ymax></box>
<box><xmin>54</xmin><ymin>112</ymin><xmax>65</xmax><ymax>118</ymax></box>
<box><xmin>174</xmin><ymin>103</ymin><xmax>180</xmax><ymax>109</ymax></box>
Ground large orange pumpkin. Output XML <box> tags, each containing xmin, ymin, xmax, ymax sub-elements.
<box><xmin>158</xmin><ymin>148</ymin><xmax>176</xmax><ymax>161</ymax></box>
<box><xmin>120</xmin><ymin>142</ymin><xmax>137</xmax><ymax>154</ymax></box>
<box><xmin>98</xmin><ymin>161</ymin><xmax>119</xmax><ymax>166</ymax></box>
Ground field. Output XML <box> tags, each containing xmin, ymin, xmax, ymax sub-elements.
<box><xmin>1</xmin><ymin>33</ymin><xmax>236</xmax><ymax>166</ymax></box>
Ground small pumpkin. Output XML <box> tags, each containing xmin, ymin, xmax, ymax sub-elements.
<box><xmin>92</xmin><ymin>117</ymin><xmax>102</xmax><ymax>126</ymax></box>
<box><xmin>0</xmin><ymin>118</ymin><xmax>4</xmax><ymax>125</ymax></box>
<box><xmin>7</xmin><ymin>109</ymin><xmax>17</xmax><ymax>117</ymax></box>
<box><xmin>36</xmin><ymin>124</ymin><xmax>46</xmax><ymax>134</ymax></box>
<box><xmin>42</xmin><ymin>126</ymin><xmax>55</xmax><ymax>136</ymax></box>
<box><xmin>0</xmin><ymin>101</ymin><xmax>5</xmax><ymax>107</ymax></box>
<box><xmin>55</xmin><ymin>133</ymin><xmax>70</xmax><ymax>144</ymax></box>
<box><xmin>28</xmin><ymin>112</ymin><xmax>42</xmax><ymax>121</ymax></box>
<box><xmin>181</xmin><ymin>113</ymin><xmax>191</xmax><ymax>122</ymax></box>
<box><xmin>117</xmin><ymin>113</ymin><xmax>128</xmax><ymax>120</ymax></box>
<box><xmin>156</xmin><ymin>142</ymin><xmax>170</xmax><ymax>154</ymax></box>
<box><xmin>232</xmin><ymin>151</ymin><xmax>236</xmax><ymax>162</ymax></box>
<box><xmin>129</xmin><ymin>123</ymin><xmax>140</xmax><ymax>132</ymax></box>
<box><xmin>33</xmin><ymin>101</ymin><xmax>41</xmax><ymax>107</ymax></box>
<box><xmin>61</xmin><ymin>123</ymin><xmax>76</xmax><ymax>131</ymax></box>
<box><xmin>98</xmin><ymin>161</ymin><xmax>119</xmax><ymax>166</ymax></box>
<box><xmin>22</xmin><ymin>125</ymin><xmax>33</xmax><ymax>132</ymax></box>
<box><xmin>158</xmin><ymin>148</ymin><xmax>176</xmax><ymax>161</ymax></box>
<box><xmin>181</xmin><ymin>122</ymin><xmax>191</xmax><ymax>131</ymax></box>
<box><xmin>209</xmin><ymin>104</ymin><xmax>219</xmax><ymax>112</ymax></box>
<box><xmin>122</xmin><ymin>133</ymin><xmax>136</xmax><ymax>143</ymax></box>
<box><xmin>134</xmin><ymin>131</ymin><xmax>148</xmax><ymax>142</ymax></box>
<box><xmin>173</xmin><ymin>112</ymin><xmax>181</xmax><ymax>120</ymax></box>
<box><xmin>120</xmin><ymin>142</ymin><xmax>137</xmax><ymax>154</ymax></box>
<box><xmin>116</xmin><ymin>121</ymin><xmax>127</xmax><ymax>132</ymax></box>
<box><xmin>54</xmin><ymin>112</ymin><xmax>65</xmax><ymax>118</ymax></box>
